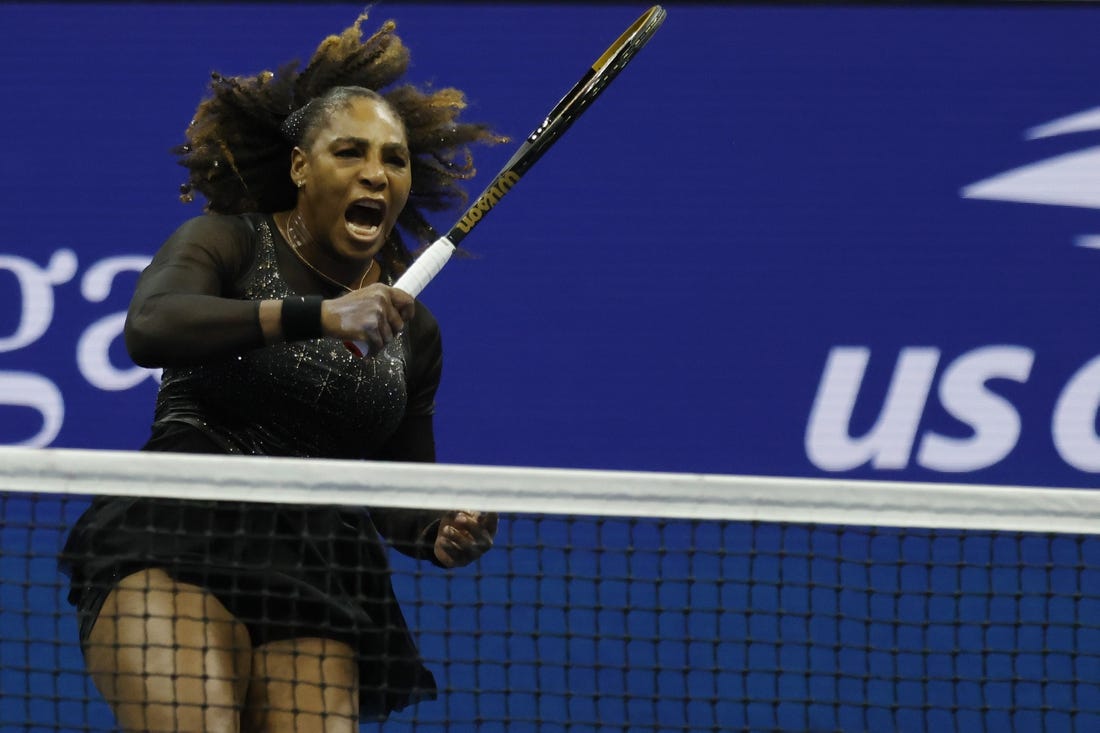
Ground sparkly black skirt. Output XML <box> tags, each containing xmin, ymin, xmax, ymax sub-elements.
<box><xmin>58</xmin><ymin>424</ymin><xmax>437</xmax><ymax>719</ymax></box>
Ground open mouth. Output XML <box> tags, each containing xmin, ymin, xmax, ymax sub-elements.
<box><xmin>345</xmin><ymin>199</ymin><xmax>385</xmax><ymax>237</ymax></box>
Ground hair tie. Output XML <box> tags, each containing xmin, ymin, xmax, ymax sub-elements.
<box><xmin>280</xmin><ymin>100</ymin><xmax>316</xmax><ymax>144</ymax></box>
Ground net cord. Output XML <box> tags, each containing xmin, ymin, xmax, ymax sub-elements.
<box><xmin>1</xmin><ymin>446</ymin><xmax>1098</xmax><ymax>534</ymax></box>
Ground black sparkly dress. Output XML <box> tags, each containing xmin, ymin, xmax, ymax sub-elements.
<box><xmin>60</xmin><ymin>213</ymin><xmax>443</xmax><ymax>718</ymax></box>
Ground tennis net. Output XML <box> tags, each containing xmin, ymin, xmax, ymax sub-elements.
<box><xmin>1</xmin><ymin>446</ymin><xmax>1098</xmax><ymax>732</ymax></box>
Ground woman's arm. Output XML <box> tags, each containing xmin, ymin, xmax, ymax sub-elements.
<box><xmin>125</xmin><ymin>215</ymin><xmax>273</xmax><ymax>367</ymax></box>
<box><xmin>369</xmin><ymin>306</ymin><xmax>497</xmax><ymax>567</ymax></box>
<box><xmin>127</xmin><ymin>213</ymin><xmax>416</xmax><ymax>367</ymax></box>
<box><xmin>372</xmin><ymin>303</ymin><xmax>448</xmax><ymax>560</ymax></box>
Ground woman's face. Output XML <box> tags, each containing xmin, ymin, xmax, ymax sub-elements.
<box><xmin>292</xmin><ymin>96</ymin><xmax>412</xmax><ymax>262</ymax></box>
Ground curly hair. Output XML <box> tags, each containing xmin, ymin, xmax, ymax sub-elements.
<box><xmin>176</xmin><ymin>12</ymin><xmax>504</xmax><ymax>272</ymax></box>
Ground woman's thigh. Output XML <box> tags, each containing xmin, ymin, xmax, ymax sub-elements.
<box><xmin>244</xmin><ymin>637</ymin><xmax>359</xmax><ymax>733</ymax></box>
<box><xmin>83</xmin><ymin>568</ymin><xmax>253</xmax><ymax>733</ymax></box>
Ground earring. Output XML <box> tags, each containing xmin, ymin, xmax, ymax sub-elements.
<box><xmin>296</xmin><ymin>180</ymin><xmax>304</xmax><ymax>188</ymax></box>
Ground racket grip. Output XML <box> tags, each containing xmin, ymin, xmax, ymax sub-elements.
<box><xmin>393</xmin><ymin>236</ymin><xmax>456</xmax><ymax>298</ymax></box>
<box><xmin>348</xmin><ymin>237</ymin><xmax>455</xmax><ymax>358</ymax></box>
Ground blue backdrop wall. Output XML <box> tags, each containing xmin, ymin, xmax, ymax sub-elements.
<box><xmin>4</xmin><ymin>3</ymin><xmax>1100</xmax><ymax>486</ymax></box>
<box><xmin>2</xmin><ymin>3</ymin><xmax>1100</xmax><ymax>731</ymax></box>
<box><xmin>3</xmin><ymin>2</ymin><xmax>1100</xmax><ymax>486</ymax></box>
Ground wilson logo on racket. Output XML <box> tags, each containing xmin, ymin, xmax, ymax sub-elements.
<box><xmin>393</xmin><ymin>6</ymin><xmax>666</xmax><ymax>298</ymax></box>
<box><xmin>455</xmin><ymin>171</ymin><xmax>521</xmax><ymax>234</ymax></box>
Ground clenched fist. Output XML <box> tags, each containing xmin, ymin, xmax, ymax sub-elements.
<box><xmin>321</xmin><ymin>284</ymin><xmax>415</xmax><ymax>355</ymax></box>
<box><xmin>434</xmin><ymin>511</ymin><xmax>499</xmax><ymax>568</ymax></box>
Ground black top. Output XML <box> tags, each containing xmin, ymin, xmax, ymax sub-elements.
<box><xmin>150</xmin><ymin>212</ymin><xmax>442</xmax><ymax>461</ymax></box>
<box><xmin>60</xmin><ymin>212</ymin><xmax>445</xmax><ymax>718</ymax></box>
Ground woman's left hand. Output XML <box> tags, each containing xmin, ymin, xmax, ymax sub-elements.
<box><xmin>434</xmin><ymin>511</ymin><xmax>498</xmax><ymax>568</ymax></box>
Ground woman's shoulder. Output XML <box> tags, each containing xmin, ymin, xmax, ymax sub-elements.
<box><xmin>169</xmin><ymin>211</ymin><xmax>266</xmax><ymax>241</ymax></box>
<box><xmin>158</xmin><ymin>212</ymin><xmax>268</xmax><ymax>281</ymax></box>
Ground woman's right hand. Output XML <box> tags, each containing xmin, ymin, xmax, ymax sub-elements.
<box><xmin>320</xmin><ymin>284</ymin><xmax>416</xmax><ymax>355</ymax></box>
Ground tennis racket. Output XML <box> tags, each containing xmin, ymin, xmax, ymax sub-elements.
<box><xmin>393</xmin><ymin>4</ymin><xmax>667</xmax><ymax>297</ymax></box>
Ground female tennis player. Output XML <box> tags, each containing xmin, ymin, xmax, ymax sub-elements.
<box><xmin>59</xmin><ymin>13</ymin><xmax>500</xmax><ymax>732</ymax></box>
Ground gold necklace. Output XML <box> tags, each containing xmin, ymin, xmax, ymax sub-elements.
<box><xmin>282</xmin><ymin>209</ymin><xmax>377</xmax><ymax>293</ymax></box>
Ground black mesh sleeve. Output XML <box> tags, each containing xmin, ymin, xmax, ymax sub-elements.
<box><xmin>124</xmin><ymin>214</ymin><xmax>265</xmax><ymax>367</ymax></box>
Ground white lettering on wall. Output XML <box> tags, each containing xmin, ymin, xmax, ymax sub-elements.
<box><xmin>805</xmin><ymin>347</ymin><xmax>940</xmax><ymax>471</ymax></box>
<box><xmin>0</xmin><ymin>250</ymin><xmax>77</xmax><ymax>351</ymax></box>
<box><xmin>76</xmin><ymin>256</ymin><xmax>157</xmax><ymax>390</ymax></box>
<box><xmin>0</xmin><ymin>371</ymin><xmax>64</xmax><ymax>447</ymax></box>
<box><xmin>0</xmin><ymin>250</ymin><xmax>78</xmax><ymax>445</ymax></box>
<box><xmin>917</xmin><ymin>346</ymin><xmax>1033</xmax><ymax>472</ymax></box>
<box><xmin>1052</xmin><ymin>355</ymin><xmax>1100</xmax><ymax>471</ymax></box>
<box><xmin>806</xmin><ymin>346</ymin><xmax>1034</xmax><ymax>472</ymax></box>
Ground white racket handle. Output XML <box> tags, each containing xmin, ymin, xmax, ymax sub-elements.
<box><xmin>393</xmin><ymin>236</ymin><xmax>456</xmax><ymax>298</ymax></box>
<box><xmin>349</xmin><ymin>236</ymin><xmax>455</xmax><ymax>356</ymax></box>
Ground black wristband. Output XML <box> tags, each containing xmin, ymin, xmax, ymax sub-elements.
<box><xmin>280</xmin><ymin>295</ymin><xmax>324</xmax><ymax>341</ymax></box>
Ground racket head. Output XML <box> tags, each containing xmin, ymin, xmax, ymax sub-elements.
<box><xmin>518</xmin><ymin>5</ymin><xmax>667</xmax><ymax>171</ymax></box>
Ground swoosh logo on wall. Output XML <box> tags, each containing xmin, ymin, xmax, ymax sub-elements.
<box><xmin>961</xmin><ymin>106</ymin><xmax>1100</xmax><ymax>248</ymax></box>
